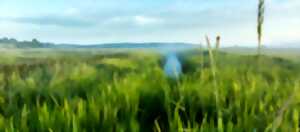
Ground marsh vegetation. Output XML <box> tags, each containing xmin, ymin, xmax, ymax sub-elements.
<box><xmin>0</xmin><ymin>49</ymin><xmax>299</xmax><ymax>131</ymax></box>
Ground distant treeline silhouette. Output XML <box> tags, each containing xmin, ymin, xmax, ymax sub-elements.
<box><xmin>0</xmin><ymin>37</ymin><xmax>53</xmax><ymax>48</ymax></box>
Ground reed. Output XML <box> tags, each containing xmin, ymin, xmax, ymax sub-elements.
<box><xmin>272</xmin><ymin>82</ymin><xmax>299</xmax><ymax>132</ymax></box>
<box><xmin>205</xmin><ymin>35</ymin><xmax>219</xmax><ymax>109</ymax></box>
<box><xmin>215</xmin><ymin>36</ymin><xmax>221</xmax><ymax>62</ymax></box>
<box><xmin>257</xmin><ymin>0</ymin><xmax>265</xmax><ymax>55</ymax></box>
<box><xmin>216</xmin><ymin>36</ymin><xmax>221</xmax><ymax>50</ymax></box>
<box><xmin>1</xmin><ymin>49</ymin><xmax>300</xmax><ymax>131</ymax></box>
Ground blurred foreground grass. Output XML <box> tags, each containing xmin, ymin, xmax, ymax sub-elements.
<box><xmin>0</xmin><ymin>49</ymin><xmax>300</xmax><ymax>131</ymax></box>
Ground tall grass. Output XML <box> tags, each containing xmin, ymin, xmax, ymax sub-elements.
<box><xmin>216</xmin><ymin>36</ymin><xmax>221</xmax><ymax>50</ymax></box>
<box><xmin>257</xmin><ymin>0</ymin><xmax>265</xmax><ymax>55</ymax></box>
<box><xmin>0</xmin><ymin>49</ymin><xmax>300</xmax><ymax>131</ymax></box>
<box><xmin>205</xmin><ymin>36</ymin><xmax>219</xmax><ymax>110</ymax></box>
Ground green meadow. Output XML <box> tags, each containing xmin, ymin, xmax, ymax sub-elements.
<box><xmin>0</xmin><ymin>48</ymin><xmax>300</xmax><ymax>131</ymax></box>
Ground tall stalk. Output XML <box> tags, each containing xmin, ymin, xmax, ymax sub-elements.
<box><xmin>257</xmin><ymin>0</ymin><xmax>265</xmax><ymax>55</ymax></box>
<box><xmin>206</xmin><ymin>36</ymin><xmax>219</xmax><ymax>109</ymax></box>
<box><xmin>215</xmin><ymin>36</ymin><xmax>221</xmax><ymax>60</ymax></box>
<box><xmin>216</xmin><ymin>36</ymin><xmax>221</xmax><ymax>50</ymax></box>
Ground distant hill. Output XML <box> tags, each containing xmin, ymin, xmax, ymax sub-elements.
<box><xmin>222</xmin><ymin>46</ymin><xmax>300</xmax><ymax>61</ymax></box>
<box><xmin>271</xmin><ymin>42</ymin><xmax>300</xmax><ymax>48</ymax></box>
<box><xmin>55</xmin><ymin>42</ymin><xmax>198</xmax><ymax>50</ymax></box>
<box><xmin>0</xmin><ymin>37</ymin><xmax>197</xmax><ymax>49</ymax></box>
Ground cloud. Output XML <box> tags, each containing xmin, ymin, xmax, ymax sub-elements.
<box><xmin>133</xmin><ymin>16</ymin><xmax>163</xmax><ymax>26</ymax></box>
<box><xmin>64</xmin><ymin>8</ymin><xmax>80</xmax><ymax>16</ymax></box>
<box><xmin>104</xmin><ymin>15</ymin><xmax>164</xmax><ymax>28</ymax></box>
<box><xmin>0</xmin><ymin>15</ymin><xmax>95</xmax><ymax>27</ymax></box>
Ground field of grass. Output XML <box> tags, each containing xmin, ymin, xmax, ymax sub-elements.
<box><xmin>0</xmin><ymin>48</ymin><xmax>300</xmax><ymax>131</ymax></box>
<box><xmin>222</xmin><ymin>47</ymin><xmax>300</xmax><ymax>62</ymax></box>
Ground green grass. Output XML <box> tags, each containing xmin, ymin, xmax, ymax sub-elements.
<box><xmin>222</xmin><ymin>47</ymin><xmax>300</xmax><ymax>62</ymax></box>
<box><xmin>0</xmin><ymin>49</ymin><xmax>300</xmax><ymax>131</ymax></box>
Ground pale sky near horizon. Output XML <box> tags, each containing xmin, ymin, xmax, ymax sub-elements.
<box><xmin>0</xmin><ymin>0</ymin><xmax>299</xmax><ymax>46</ymax></box>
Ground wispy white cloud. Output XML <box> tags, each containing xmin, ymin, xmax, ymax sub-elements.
<box><xmin>134</xmin><ymin>16</ymin><xmax>163</xmax><ymax>26</ymax></box>
<box><xmin>105</xmin><ymin>15</ymin><xmax>163</xmax><ymax>27</ymax></box>
<box><xmin>64</xmin><ymin>8</ymin><xmax>80</xmax><ymax>16</ymax></box>
<box><xmin>0</xmin><ymin>15</ymin><xmax>95</xmax><ymax>27</ymax></box>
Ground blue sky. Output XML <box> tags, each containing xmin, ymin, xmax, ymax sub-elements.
<box><xmin>0</xmin><ymin>0</ymin><xmax>299</xmax><ymax>46</ymax></box>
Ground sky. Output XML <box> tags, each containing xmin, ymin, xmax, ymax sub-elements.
<box><xmin>0</xmin><ymin>0</ymin><xmax>299</xmax><ymax>46</ymax></box>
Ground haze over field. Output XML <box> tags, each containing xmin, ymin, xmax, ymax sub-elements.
<box><xmin>0</xmin><ymin>0</ymin><xmax>299</xmax><ymax>46</ymax></box>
